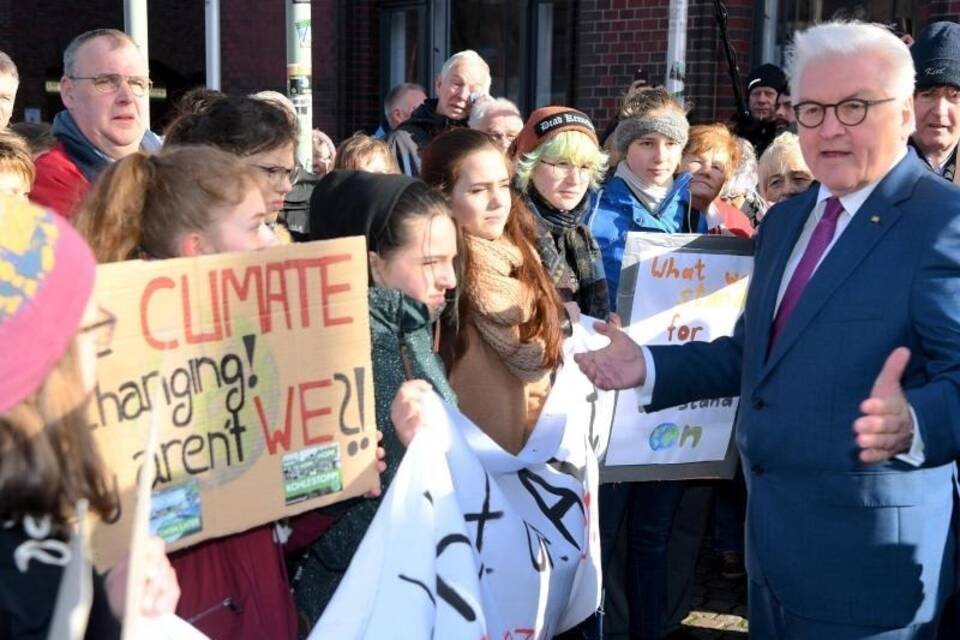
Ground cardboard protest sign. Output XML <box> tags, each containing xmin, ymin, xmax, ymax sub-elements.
<box><xmin>87</xmin><ymin>239</ymin><xmax>378</xmax><ymax>569</ymax></box>
<box><xmin>601</xmin><ymin>233</ymin><xmax>754</xmax><ymax>482</ymax></box>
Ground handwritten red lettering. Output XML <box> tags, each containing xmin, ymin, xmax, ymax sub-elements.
<box><xmin>254</xmin><ymin>388</ymin><xmax>295</xmax><ymax>455</ymax></box>
<box><xmin>140</xmin><ymin>277</ymin><xmax>178</xmax><ymax>350</ymax></box>
<box><xmin>299</xmin><ymin>379</ymin><xmax>334</xmax><ymax>446</ymax></box>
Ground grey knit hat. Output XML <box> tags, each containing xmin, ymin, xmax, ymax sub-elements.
<box><xmin>612</xmin><ymin>111</ymin><xmax>690</xmax><ymax>153</ymax></box>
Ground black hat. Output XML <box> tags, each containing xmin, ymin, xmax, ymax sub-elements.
<box><xmin>308</xmin><ymin>170</ymin><xmax>420</xmax><ymax>251</ymax></box>
<box><xmin>745</xmin><ymin>63</ymin><xmax>788</xmax><ymax>96</ymax></box>
<box><xmin>912</xmin><ymin>21</ymin><xmax>960</xmax><ymax>91</ymax></box>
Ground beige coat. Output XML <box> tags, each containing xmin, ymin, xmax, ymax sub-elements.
<box><xmin>449</xmin><ymin>321</ymin><xmax>552</xmax><ymax>454</ymax></box>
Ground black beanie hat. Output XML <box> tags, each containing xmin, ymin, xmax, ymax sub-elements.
<box><xmin>912</xmin><ymin>21</ymin><xmax>960</xmax><ymax>91</ymax></box>
<box><xmin>308</xmin><ymin>170</ymin><xmax>421</xmax><ymax>251</ymax></box>
<box><xmin>746</xmin><ymin>63</ymin><xmax>788</xmax><ymax>96</ymax></box>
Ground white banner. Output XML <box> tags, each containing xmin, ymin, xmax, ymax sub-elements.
<box><xmin>603</xmin><ymin>234</ymin><xmax>753</xmax><ymax>475</ymax></box>
<box><xmin>310</xmin><ymin>324</ymin><xmax>616</xmax><ymax>639</ymax></box>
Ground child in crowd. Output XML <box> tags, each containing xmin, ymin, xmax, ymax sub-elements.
<box><xmin>590</xmin><ymin>86</ymin><xmax>695</xmax><ymax>304</ymax></box>
<box><xmin>0</xmin><ymin>129</ymin><xmax>34</xmax><ymax>199</ymax></box>
<box><xmin>334</xmin><ymin>133</ymin><xmax>399</xmax><ymax>174</ymax></box>
<box><xmin>293</xmin><ymin>171</ymin><xmax>459</xmax><ymax>627</ymax></box>
<box><xmin>1</xmin><ymin>198</ymin><xmax>180</xmax><ymax>638</ymax></box>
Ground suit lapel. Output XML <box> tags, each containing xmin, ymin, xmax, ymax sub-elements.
<box><xmin>757</xmin><ymin>153</ymin><xmax>922</xmax><ymax>383</ymax></box>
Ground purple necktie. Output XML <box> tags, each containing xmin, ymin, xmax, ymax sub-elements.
<box><xmin>769</xmin><ymin>196</ymin><xmax>844</xmax><ymax>349</ymax></box>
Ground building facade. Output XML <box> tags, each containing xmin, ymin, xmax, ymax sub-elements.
<box><xmin>2</xmin><ymin>0</ymin><xmax>957</xmax><ymax>142</ymax></box>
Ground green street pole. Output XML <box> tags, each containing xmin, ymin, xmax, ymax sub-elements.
<box><xmin>286</xmin><ymin>0</ymin><xmax>313</xmax><ymax>171</ymax></box>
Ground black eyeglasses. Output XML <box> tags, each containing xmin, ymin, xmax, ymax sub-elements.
<box><xmin>250</xmin><ymin>163</ymin><xmax>296</xmax><ymax>185</ymax></box>
<box><xmin>68</xmin><ymin>73</ymin><xmax>153</xmax><ymax>98</ymax></box>
<box><xmin>792</xmin><ymin>97</ymin><xmax>896</xmax><ymax>128</ymax></box>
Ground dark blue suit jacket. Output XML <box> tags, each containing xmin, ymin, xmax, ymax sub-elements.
<box><xmin>647</xmin><ymin>151</ymin><xmax>960</xmax><ymax>627</ymax></box>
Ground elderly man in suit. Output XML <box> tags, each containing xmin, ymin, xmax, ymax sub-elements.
<box><xmin>576</xmin><ymin>21</ymin><xmax>960</xmax><ymax>639</ymax></box>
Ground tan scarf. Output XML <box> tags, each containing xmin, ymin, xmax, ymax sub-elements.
<box><xmin>464</xmin><ymin>235</ymin><xmax>548</xmax><ymax>382</ymax></box>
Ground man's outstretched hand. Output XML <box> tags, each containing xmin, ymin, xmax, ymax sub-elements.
<box><xmin>854</xmin><ymin>347</ymin><xmax>913</xmax><ymax>463</ymax></box>
<box><xmin>573</xmin><ymin>321</ymin><xmax>647</xmax><ymax>390</ymax></box>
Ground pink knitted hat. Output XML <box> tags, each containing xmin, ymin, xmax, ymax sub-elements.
<box><xmin>0</xmin><ymin>198</ymin><xmax>96</xmax><ymax>412</ymax></box>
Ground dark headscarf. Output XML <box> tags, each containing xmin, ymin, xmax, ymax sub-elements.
<box><xmin>308</xmin><ymin>170</ymin><xmax>420</xmax><ymax>251</ymax></box>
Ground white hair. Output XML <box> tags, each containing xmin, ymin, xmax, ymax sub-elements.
<box><xmin>468</xmin><ymin>96</ymin><xmax>521</xmax><ymax>129</ymax></box>
<box><xmin>250</xmin><ymin>90</ymin><xmax>297</xmax><ymax>120</ymax></box>
<box><xmin>440</xmin><ymin>49</ymin><xmax>492</xmax><ymax>95</ymax></box>
<box><xmin>787</xmin><ymin>21</ymin><xmax>915</xmax><ymax>101</ymax></box>
<box><xmin>722</xmin><ymin>136</ymin><xmax>759</xmax><ymax>199</ymax></box>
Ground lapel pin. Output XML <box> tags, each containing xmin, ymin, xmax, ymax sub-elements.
<box><xmin>869</xmin><ymin>215</ymin><xmax>881</xmax><ymax>224</ymax></box>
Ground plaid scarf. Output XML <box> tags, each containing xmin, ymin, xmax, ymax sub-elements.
<box><xmin>523</xmin><ymin>189</ymin><xmax>610</xmax><ymax>319</ymax></box>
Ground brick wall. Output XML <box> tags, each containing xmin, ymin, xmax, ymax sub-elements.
<box><xmin>573</xmin><ymin>0</ymin><xmax>756</xmax><ymax>132</ymax></box>
<box><xmin>331</xmin><ymin>0</ymin><xmax>381</xmax><ymax>141</ymax></box>
<box><xmin>573</xmin><ymin>0</ymin><xmax>671</xmax><ymax>134</ymax></box>
<box><xmin>924</xmin><ymin>2</ymin><xmax>960</xmax><ymax>24</ymax></box>
<box><xmin>689</xmin><ymin>0</ymin><xmax>756</xmax><ymax>124</ymax></box>
<box><xmin>220</xmin><ymin>0</ymin><xmax>287</xmax><ymax>97</ymax></box>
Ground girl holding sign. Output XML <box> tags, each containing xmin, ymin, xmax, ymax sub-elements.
<box><xmin>292</xmin><ymin>171</ymin><xmax>459</xmax><ymax>627</ymax></box>
<box><xmin>0</xmin><ymin>199</ymin><xmax>180</xmax><ymax>638</ymax></box>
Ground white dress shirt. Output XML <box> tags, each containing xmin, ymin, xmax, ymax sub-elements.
<box><xmin>631</xmin><ymin>148</ymin><xmax>923</xmax><ymax>464</ymax></box>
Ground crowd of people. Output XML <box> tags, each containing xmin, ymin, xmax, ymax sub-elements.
<box><xmin>2</xmin><ymin>16</ymin><xmax>960</xmax><ymax>640</ymax></box>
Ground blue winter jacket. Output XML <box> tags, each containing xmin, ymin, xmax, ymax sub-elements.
<box><xmin>587</xmin><ymin>172</ymin><xmax>703</xmax><ymax>310</ymax></box>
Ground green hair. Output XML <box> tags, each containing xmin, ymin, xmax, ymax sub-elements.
<box><xmin>514</xmin><ymin>131</ymin><xmax>609</xmax><ymax>192</ymax></box>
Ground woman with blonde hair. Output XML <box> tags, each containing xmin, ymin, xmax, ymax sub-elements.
<box><xmin>512</xmin><ymin>107</ymin><xmax>612</xmax><ymax>320</ymax></box>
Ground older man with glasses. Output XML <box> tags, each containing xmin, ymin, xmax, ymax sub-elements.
<box><xmin>30</xmin><ymin>28</ymin><xmax>160</xmax><ymax>218</ymax></box>
<box><xmin>575</xmin><ymin>21</ymin><xmax>960</xmax><ymax>639</ymax></box>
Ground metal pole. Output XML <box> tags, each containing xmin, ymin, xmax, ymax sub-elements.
<box><xmin>665</xmin><ymin>0</ymin><xmax>688</xmax><ymax>101</ymax></box>
<box><xmin>286</xmin><ymin>0</ymin><xmax>313</xmax><ymax>172</ymax></box>
<box><xmin>124</xmin><ymin>0</ymin><xmax>150</xmax><ymax>128</ymax></box>
<box><xmin>205</xmin><ymin>0</ymin><xmax>221</xmax><ymax>90</ymax></box>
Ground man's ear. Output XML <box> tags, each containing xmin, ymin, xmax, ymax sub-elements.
<box><xmin>179</xmin><ymin>232</ymin><xmax>205</xmax><ymax>257</ymax></box>
<box><xmin>368</xmin><ymin>250</ymin><xmax>386</xmax><ymax>287</ymax></box>
<box><xmin>60</xmin><ymin>76</ymin><xmax>75</xmax><ymax>109</ymax></box>
<box><xmin>434</xmin><ymin>74</ymin><xmax>443</xmax><ymax>96</ymax></box>
<box><xmin>902</xmin><ymin>95</ymin><xmax>917</xmax><ymax>139</ymax></box>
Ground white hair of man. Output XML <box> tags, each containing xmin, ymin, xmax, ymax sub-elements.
<box><xmin>468</xmin><ymin>96</ymin><xmax>521</xmax><ymax>130</ymax></box>
<box><xmin>787</xmin><ymin>21</ymin><xmax>915</xmax><ymax>103</ymax></box>
<box><xmin>440</xmin><ymin>49</ymin><xmax>492</xmax><ymax>95</ymax></box>
<box><xmin>721</xmin><ymin>135</ymin><xmax>760</xmax><ymax>200</ymax></box>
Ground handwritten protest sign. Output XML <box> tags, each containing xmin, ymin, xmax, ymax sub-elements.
<box><xmin>602</xmin><ymin>233</ymin><xmax>754</xmax><ymax>482</ymax></box>
<box><xmin>87</xmin><ymin>239</ymin><xmax>378</xmax><ymax>569</ymax></box>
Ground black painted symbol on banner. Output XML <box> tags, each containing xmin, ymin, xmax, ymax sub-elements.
<box><xmin>335</xmin><ymin>367</ymin><xmax>368</xmax><ymax>455</ymax></box>
<box><xmin>586</xmin><ymin>386</ymin><xmax>600</xmax><ymax>451</ymax></box>
<box><xmin>518</xmin><ymin>469</ymin><xmax>584</xmax><ymax>550</ymax></box>
<box><xmin>436</xmin><ymin>533</ymin><xmax>477</xmax><ymax>621</ymax></box>
<box><xmin>523</xmin><ymin>521</ymin><xmax>554</xmax><ymax>572</ymax></box>
<box><xmin>464</xmin><ymin>473</ymin><xmax>503</xmax><ymax>552</ymax></box>
<box><xmin>242</xmin><ymin>334</ymin><xmax>258</xmax><ymax>388</ymax></box>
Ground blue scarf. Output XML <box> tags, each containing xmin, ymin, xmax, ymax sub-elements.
<box><xmin>51</xmin><ymin>110</ymin><xmax>161</xmax><ymax>181</ymax></box>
